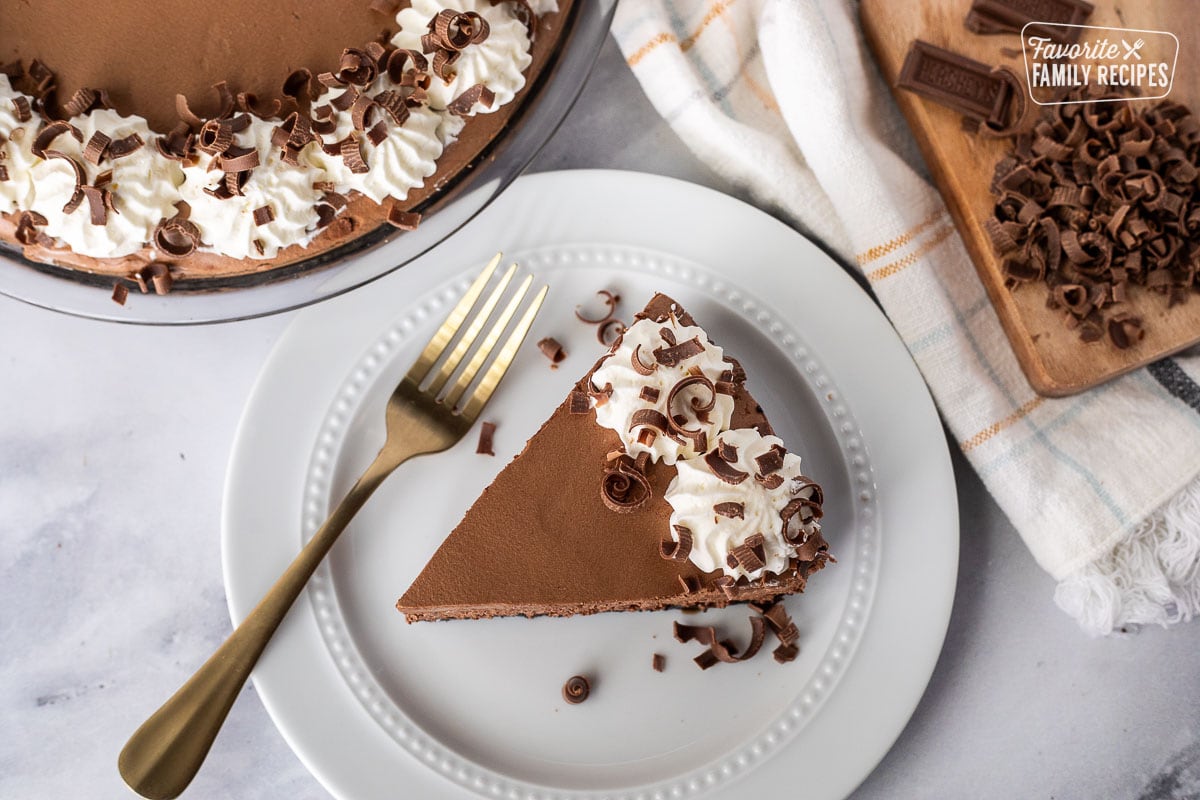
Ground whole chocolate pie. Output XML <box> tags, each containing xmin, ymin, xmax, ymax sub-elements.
<box><xmin>0</xmin><ymin>0</ymin><xmax>571</xmax><ymax>290</ymax></box>
<box><xmin>397</xmin><ymin>294</ymin><xmax>832</xmax><ymax>622</ymax></box>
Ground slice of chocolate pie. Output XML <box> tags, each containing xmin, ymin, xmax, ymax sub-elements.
<box><xmin>396</xmin><ymin>294</ymin><xmax>830</xmax><ymax>622</ymax></box>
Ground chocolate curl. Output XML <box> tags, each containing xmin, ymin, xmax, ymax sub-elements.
<box><xmin>703</xmin><ymin>449</ymin><xmax>749</xmax><ymax>485</ymax></box>
<box><xmin>384</xmin><ymin>48</ymin><xmax>429</xmax><ymax>83</ymax></box>
<box><xmin>80</xmin><ymin>185</ymin><xmax>116</xmax><ymax>226</ymax></box>
<box><xmin>62</xmin><ymin>87</ymin><xmax>104</xmax><ymax>117</ymax></box>
<box><xmin>11</xmin><ymin>96</ymin><xmax>32</xmax><ymax>123</ymax></box>
<box><xmin>196</xmin><ymin>118</ymin><xmax>234</xmax><ymax>156</ymax></box>
<box><xmin>107</xmin><ymin>133</ymin><xmax>144</xmax><ymax>160</ymax></box>
<box><xmin>349</xmin><ymin>93</ymin><xmax>378</xmax><ymax>132</ymax></box>
<box><xmin>653</xmin><ymin>336</ymin><xmax>704</xmax><ymax>367</ymax></box>
<box><xmin>336</xmin><ymin>48</ymin><xmax>379</xmax><ymax>87</ymax></box>
<box><xmin>42</xmin><ymin>150</ymin><xmax>86</xmax><ymax>214</ymax></box>
<box><xmin>155</xmin><ymin>122</ymin><xmax>194</xmax><ymax>161</ymax></box>
<box><xmin>631</xmin><ymin>344</ymin><xmax>657</xmax><ymax>375</ymax></box>
<box><xmin>665</xmin><ymin>374</ymin><xmax>716</xmax><ymax>436</ymax></box>
<box><xmin>14</xmin><ymin>210</ymin><xmax>48</xmax><ymax>245</ymax></box>
<box><xmin>673</xmin><ymin>617</ymin><xmax>768</xmax><ymax>667</ymax></box>
<box><xmin>154</xmin><ymin>215</ymin><xmax>202</xmax><ymax>257</ymax></box>
<box><xmin>31</xmin><ymin>120</ymin><xmax>81</xmax><ymax>158</ymax></box>
<box><xmin>338</xmin><ymin>133</ymin><xmax>369</xmax><ymax>174</ymax></box>
<box><xmin>282</xmin><ymin>68</ymin><xmax>320</xmax><ymax>106</ymax></box>
<box><xmin>82</xmin><ymin>131</ymin><xmax>111</xmax><ymax>166</ymax></box>
<box><xmin>373</xmin><ymin>90</ymin><xmax>410</xmax><ymax>127</ymax></box>
<box><xmin>660</xmin><ymin>526</ymin><xmax>693</xmax><ymax>562</ymax></box>
<box><xmin>598</xmin><ymin>319</ymin><xmax>626</xmax><ymax>346</ymax></box>
<box><xmin>447</xmin><ymin>84</ymin><xmax>495</xmax><ymax>117</ymax></box>
<box><xmin>575</xmin><ymin>290</ymin><xmax>621</xmax><ymax>324</ymax></box>
<box><xmin>600</xmin><ymin>455</ymin><xmax>652</xmax><ymax>513</ymax></box>
<box><xmin>236</xmin><ymin>92</ymin><xmax>282</xmax><ymax>119</ymax></box>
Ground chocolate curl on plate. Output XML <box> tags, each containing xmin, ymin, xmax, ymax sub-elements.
<box><xmin>673</xmin><ymin>617</ymin><xmax>767</xmax><ymax>668</ymax></box>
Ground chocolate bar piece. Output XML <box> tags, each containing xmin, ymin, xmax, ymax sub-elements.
<box><xmin>897</xmin><ymin>41</ymin><xmax>1014</xmax><ymax>127</ymax></box>
<box><xmin>966</xmin><ymin>0</ymin><xmax>1093</xmax><ymax>43</ymax></box>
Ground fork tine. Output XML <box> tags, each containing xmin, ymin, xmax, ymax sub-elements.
<box><xmin>424</xmin><ymin>262</ymin><xmax>518</xmax><ymax>394</ymax></box>
<box><xmin>458</xmin><ymin>283</ymin><xmax>548</xmax><ymax>421</ymax></box>
<box><xmin>442</xmin><ymin>273</ymin><xmax>534</xmax><ymax>409</ymax></box>
<box><xmin>406</xmin><ymin>252</ymin><xmax>502</xmax><ymax>384</ymax></box>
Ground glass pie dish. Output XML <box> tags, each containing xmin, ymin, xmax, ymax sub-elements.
<box><xmin>0</xmin><ymin>0</ymin><xmax>616</xmax><ymax>325</ymax></box>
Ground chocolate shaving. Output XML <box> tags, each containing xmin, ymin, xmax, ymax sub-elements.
<box><xmin>282</xmin><ymin>68</ymin><xmax>320</xmax><ymax>105</ymax></box>
<box><xmin>111</xmin><ymin>282</ymin><xmax>128</xmax><ymax>306</ymax></box>
<box><xmin>729</xmin><ymin>540</ymin><xmax>765</xmax><ymax>573</ymax></box>
<box><xmin>755</xmin><ymin>473</ymin><xmax>784</xmax><ymax>490</ymax></box>
<box><xmin>713</xmin><ymin>502</ymin><xmax>744</xmax><ymax>519</ymax></box>
<box><xmin>755</xmin><ymin>445</ymin><xmax>786</xmax><ymax>475</ymax></box>
<box><xmin>107</xmin><ymin>133</ymin><xmax>144</xmax><ymax>159</ymax></box>
<box><xmin>338</xmin><ymin>134</ymin><xmax>369</xmax><ymax>174</ymax></box>
<box><xmin>196</xmin><ymin>118</ymin><xmax>234</xmax><ymax>156</ymax></box>
<box><xmin>629</xmin><ymin>408</ymin><xmax>671</xmax><ymax>434</ymax></box>
<box><xmin>665</xmin><ymin>375</ymin><xmax>716</xmax><ymax>439</ymax></box>
<box><xmin>153</xmin><ymin>214</ymin><xmax>202</xmax><ymax>257</ymax></box>
<box><xmin>32</xmin><ymin>120</ymin><xmax>80</xmax><ymax>158</ymax></box>
<box><xmin>82</xmin><ymin>131</ymin><xmax>111</xmax><ymax>166</ymax></box>
<box><xmin>14</xmin><ymin>210</ymin><xmax>48</xmax><ymax>245</ymax></box>
<box><xmin>673</xmin><ymin>617</ymin><xmax>767</xmax><ymax>667</ymax></box>
<box><xmin>600</xmin><ymin>455</ymin><xmax>652</xmax><ymax>514</ymax></box>
<box><xmin>476</xmin><ymin>421</ymin><xmax>496</xmax><ymax>456</ymax></box>
<box><xmin>985</xmin><ymin>87</ymin><xmax>1200</xmax><ymax>346</ymax></box>
<box><xmin>631</xmin><ymin>344</ymin><xmax>657</xmax><ymax>376</ymax></box>
<box><xmin>653</xmin><ymin>336</ymin><xmax>704</xmax><ymax>367</ymax></box>
<box><xmin>569</xmin><ymin>391</ymin><xmax>590</xmax><ymax>415</ymax></box>
<box><xmin>43</xmin><ymin>150</ymin><xmax>86</xmax><ymax>214</ymax></box>
<box><xmin>62</xmin><ymin>87</ymin><xmax>99</xmax><ymax>117</ymax></box>
<box><xmin>660</xmin><ymin>526</ymin><xmax>693</xmax><ymax>562</ymax></box>
<box><xmin>537</xmin><ymin>337</ymin><xmax>566</xmax><ymax>364</ymax></box>
<box><xmin>374</xmin><ymin>90</ymin><xmax>410</xmax><ymax>127</ymax></box>
<box><xmin>79</xmin><ymin>185</ymin><xmax>114</xmax><ymax>225</ymax></box>
<box><xmin>659</xmin><ymin>326</ymin><xmax>677</xmax><ymax>347</ymax></box>
<box><xmin>677</xmin><ymin>574</ymin><xmax>699</xmax><ymax>593</ymax></box>
<box><xmin>11</xmin><ymin>96</ymin><xmax>31</xmax><ymax>123</ymax></box>
<box><xmin>447</xmin><ymin>84</ymin><xmax>495</xmax><ymax>117</ymax></box>
<box><xmin>386</xmin><ymin>206</ymin><xmax>421</xmax><ymax>231</ymax></box>
<box><xmin>704</xmin><ymin>449</ymin><xmax>749</xmax><ymax>485</ymax></box>
<box><xmin>492</xmin><ymin>0</ymin><xmax>536</xmax><ymax>42</ymax></box>
<box><xmin>561</xmin><ymin>675</ymin><xmax>590</xmax><ymax>705</ymax></box>
<box><xmin>575</xmin><ymin>290</ymin><xmax>621</xmax><ymax>324</ymax></box>
<box><xmin>252</xmin><ymin>205</ymin><xmax>275</xmax><ymax>226</ymax></box>
<box><xmin>717</xmin><ymin>440</ymin><xmax>738</xmax><ymax>463</ymax></box>
<box><xmin>236</xmin><ymin>92</ymin><xmax>282</xmax><ymax>118</ymax></box>
<box><xmin>217</xmin><ymin>146</ymin><xmax>259</xmax><ymax>173</ymax></box>
<box><xmin>639</xmin><ymin>386</ymin><xmax>660</xmax><ymax>403</ymax></box>
<box><xmin>597</xmin><ymin>319</ymin><xmax>626</xmax><ymax>346</ymax></box>
<box><xmin>652</xmin><ymin>653</ymin><xmax>666</xmax><ymax>672</ymax></box>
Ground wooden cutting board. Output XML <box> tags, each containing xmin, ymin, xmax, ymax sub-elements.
<box><xmin>860</xmin><ymin>0</ymin><xmax>1199</xmax><ymax>397</ymax></box>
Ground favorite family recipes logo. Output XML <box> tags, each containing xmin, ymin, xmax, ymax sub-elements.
<box><xmin>1021</xmin><ymin>23</ymin><xmax>1179</xmax><ymax>104</ymax></box>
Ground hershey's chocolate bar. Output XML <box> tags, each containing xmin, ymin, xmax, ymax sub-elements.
<box><xmin>966</xmin><ymin>0</ymin><xmax>1094</xmax><ymax>43</ymax></box>
<box><xmin>897</xmin><ymin>41</ymin><xmax>1014</xmax><ymax>126</ymax></box>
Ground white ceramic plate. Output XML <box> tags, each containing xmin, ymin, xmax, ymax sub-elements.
<box><xmin>222</xmin><ymin>170</ymin><xmax>958</xmax><ymax>800</ymax></box>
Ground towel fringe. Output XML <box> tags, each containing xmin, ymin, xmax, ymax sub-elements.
<box><xmin>1055</xmin><ymin>473</ymin><xmax>1200</xmax><ymax>635</ymax></box>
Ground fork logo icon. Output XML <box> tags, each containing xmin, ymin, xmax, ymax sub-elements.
<box><xmin>1122</xmin><ymin>38</ymin><xmax>1145</xmax><ymax>60</ymax></box>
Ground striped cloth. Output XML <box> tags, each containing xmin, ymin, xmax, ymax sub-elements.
<box><xmin>612</xmin><ymin>0</ymin><xmax>1200</xmax><ymax>634</ymax></box>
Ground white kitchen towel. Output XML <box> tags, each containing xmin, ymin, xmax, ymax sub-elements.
<box><xmin>612</xmin><ymin>0</ymin><xmax>1200</xmax><ymax>635</ymax></box>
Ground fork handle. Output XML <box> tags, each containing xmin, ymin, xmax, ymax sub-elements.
<box><xmin>118</xmin><ymin>452</ymin><xmax>400</xmax><ymax>800</ymax></box>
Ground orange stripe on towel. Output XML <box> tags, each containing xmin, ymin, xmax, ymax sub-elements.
<box><xmin>865</xmin><ymin>223</ymin><xmax>957</xmax><ymax>283</ymax></box>
<box><xmin>626</xmin><ymin>0</ymin><xmax>738</xmax><ymax>66</ymax></box>
<box><xmin>960</xmin><ymin>397</ymin><xmax>1046</xmax><ymax>452</ymax></box>
<box><xmin>855</xmin><ymin>210</ymin><xmax>945</xmax><ymax>266</ymax></box>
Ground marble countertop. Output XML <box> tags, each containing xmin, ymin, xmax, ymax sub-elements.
<box><xmin>3</xmin><ymin>37</ymin><xmax>1199</xmax><ymax>800</ymax></box>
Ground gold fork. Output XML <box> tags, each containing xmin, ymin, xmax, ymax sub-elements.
<box><xmin>118</xmin><ymin>254</ymin><xmax>546</xmax><ymax>800</ymax></box>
